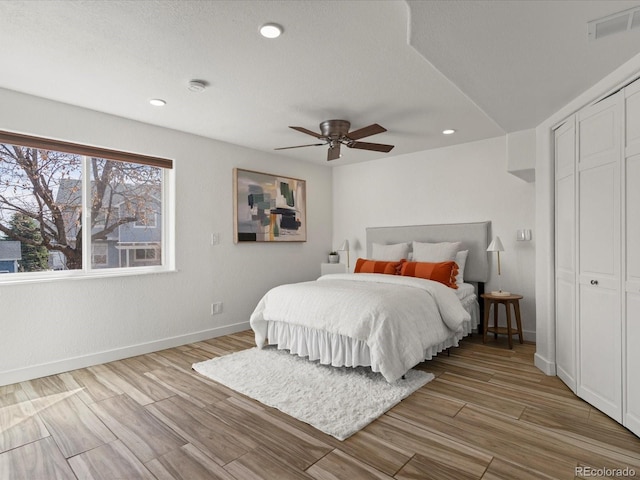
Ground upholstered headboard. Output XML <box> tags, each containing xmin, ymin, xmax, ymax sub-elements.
<box><xmin>366</xmin><ymin>221</ymin><xmax>491</xmax><ymax>283</ymax></box>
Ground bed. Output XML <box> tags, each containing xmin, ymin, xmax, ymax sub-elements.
<box><xmin>250</xmin><ymin>221</ymin><xmax>491</xmax><ymax>382</ymax></box>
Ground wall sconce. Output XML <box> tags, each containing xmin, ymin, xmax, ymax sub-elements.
<box><xmin>516</xmin><ymin>229</ymin><xmax>532</xmax><ymax>241</ymax></box>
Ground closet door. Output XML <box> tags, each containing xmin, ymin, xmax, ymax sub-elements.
<box><xmin>577</xmin><ymin>92</ymin><xmax>622</xmax><ymax>422</ymax></box>
<box><xmin>624</xmin><ymin>79</ymin><xmax>640</xmax><ymax>435</ymax></box>
<box><xmin>555</xmin><ymin>117</ymin><xmax>577</xmax><ymax>392</ymax></box>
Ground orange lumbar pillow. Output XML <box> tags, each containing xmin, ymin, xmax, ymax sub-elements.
<box><xmin>399</xmin><ymin>261</ymin><xmax>459</xmax><ymax>289</ymax></box>
<box><xmin>354</xmin><ymin>258</ymin><xmax>405</xmax><ymax>275</ymax></box>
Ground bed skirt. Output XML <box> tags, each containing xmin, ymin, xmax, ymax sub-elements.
<box><xmin>264</xmin><ymin>295</ymin><xmax>480</xmax><ymax>374</ymax></box>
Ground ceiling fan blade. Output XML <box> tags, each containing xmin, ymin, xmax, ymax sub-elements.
<box><xmin>274</xmin><ymin>143</ymin><xmax>325</xmax><ymax>150</ymax></box>
<box><xmin>347</xmin><ymin>123</ymin><xmax>387</xmax><ymax>140</ymax></box>
<box><xmin>348</xmin><ymin>141</ymin><xmax>395</xmax><ymax>153</ymax></box>
<box><xmin>327</xmin><ymin>144</ymin><xmax>341</xmax><ymax>161</ymax></box>
<box><xmin>290</xmin><ymin>126</ymin><xmax>323</xmax><ymax>138</ymax></box>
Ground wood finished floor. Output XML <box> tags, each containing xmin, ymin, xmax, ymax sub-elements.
<box><xmin>1</xmin><ymin>331</ymin><xmax>639</xmax><ymax>480</ymax></box>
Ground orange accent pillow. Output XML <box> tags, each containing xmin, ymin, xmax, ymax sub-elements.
<box><xmin>354</xmin><ymin>258</ymin><xmax>405</xmax><ymax>275</ymax></box>
<box><xmin>399</xmin><ymin>261</ymin><xmax>459</xmax><ymax>289</ymax></box>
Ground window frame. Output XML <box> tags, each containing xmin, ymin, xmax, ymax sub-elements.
<box><xmin>0</xmin><ymin>130</ymin><xmax>175</xmax><ymax>284</ymax></box>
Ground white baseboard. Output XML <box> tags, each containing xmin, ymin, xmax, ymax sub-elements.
<box><xmin>0</xmin><ymin>321</ymin><xmax>250</xmax><ymax>387</ymax></box>
<box><xmin>624</xmin><ymin>412</ymin><xmax>640</xmax><ymax>438</ymax></box>
<box><xmin>534</xmin><ymin>352</ymin><xmax>557</xmax><ymax>376</ymax></box>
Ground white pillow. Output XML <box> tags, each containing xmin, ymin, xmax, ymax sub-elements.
<box><xmin>454</xmin><ymin>250</ymin><xmax>469</xmax><ymax>285</ymax></box>
<box><xmin>371</xmin><ymin>242</ymin><xmax>410</xmax><ymax>261</ymax></box>
<box><xmin>412</xmin><ymin>241</ymin><xmax>461</xmax><ymax>262</ymax></box>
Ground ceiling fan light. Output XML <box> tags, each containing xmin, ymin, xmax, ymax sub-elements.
<box><xmin>260</xmin><ymin>23</ymin><xmax>283</xmax><ymax>38</ymax></box>
<box><xmin>276</xmin><ymin>119</ymin><xmax>394</xmax><ymax>161</ymax></box>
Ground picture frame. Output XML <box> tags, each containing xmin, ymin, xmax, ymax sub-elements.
<box><xmin>233</xmin><ymin>168</ymin><xmax>307</xmax><ymax>243</ymax></box>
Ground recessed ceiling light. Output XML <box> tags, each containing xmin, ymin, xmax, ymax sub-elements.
<box><xmin>149</xmin><ymin>98</ymin><xmax>166</xmax><ymax>107</ymax></box>
<box><xmin>260</xmin><ymin>23</ymin><xmax>283</xmax><ymax>39</ymax></box>
<box><xmin>442</xmin><ymin>129</ymin><xmax>456</xmax><ymax>135</ymax></box>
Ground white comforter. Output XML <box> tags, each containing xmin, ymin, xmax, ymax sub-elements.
<box><xmin>250</xmin><ymin>273</ymin><xmax>470</xmax><ymax>382</ymax></box>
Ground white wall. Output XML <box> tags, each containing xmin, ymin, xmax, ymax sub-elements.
<box><xmin>332</xmin><ymin>135</ymin><xmax>537</xmax><ymax>339</ymax></box>
<box><xmin>0</xmin><ymin>88</ymin><xmax>332</xmax><ymax>386</ymax></box>
<box><xmin>507</xmin><ymin>128</ymin><xmax>536</xmax><ymax>183</ymax></box>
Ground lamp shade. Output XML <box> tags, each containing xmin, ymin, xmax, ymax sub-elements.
<box><xmin>487</xmin><ymin>236</ymin><xmax>504</xmax><ymax>252</ymax></box>
<box><xmin>339</xmin><ymin>239</ymin><xmax>349</xmax><ymax>251</ymax></box>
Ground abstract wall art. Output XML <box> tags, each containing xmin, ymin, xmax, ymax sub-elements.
<box><xmin>233</xmin><ymin>168</ymin><xmax>307</xmax><ymax>242</ymax></box>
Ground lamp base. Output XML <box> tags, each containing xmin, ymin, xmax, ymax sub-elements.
<box><xmin>491</xmin><ymin>290</ymin><xmax>511</xmax><ymax>296</ymax></box>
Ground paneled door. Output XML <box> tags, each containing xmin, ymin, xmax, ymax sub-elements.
<box><xmin>555</xmin><ymin>117</ymin><xmax>577</xmax><ymax>392</ymax></box>
<box><xmin>577</xmin><ymin>92</ymin><xmax>622</xmax><ymax>422</ymax></box>
<box><xmin>625</xmin><ymin>79</ymin><xmax>640</xmax><ymax>436</ymax></box>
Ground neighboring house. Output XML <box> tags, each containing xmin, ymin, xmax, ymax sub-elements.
<box><xmin>48</xmin><ymin>251</ymin><xmax>67</xmax><ymax>271</ymax></box>
<box><xmin>0</xmin><ymin>240</ymin><xmax>21</xmax><ymax>273</ymax></box>
<box><xmin>55</xmin><ymin>178</ymin><xmax>162</xmax><ymax>269</ymax></box>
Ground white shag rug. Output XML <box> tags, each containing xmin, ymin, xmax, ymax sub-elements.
<box><xmin>192</xmin><ymin>347</ymin><xmax>434</xmax><ymax>440</ymax></box>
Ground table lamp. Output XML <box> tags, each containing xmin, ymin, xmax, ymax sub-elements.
<box><xmin>487</xmin><ymin>236</ymin><xmax>510</xmax><ymax>296</ymax></box>
<box><xmin>338</xmin><ymin>239</ymin><xmax>350</xmax><ymax>269</ymax></box>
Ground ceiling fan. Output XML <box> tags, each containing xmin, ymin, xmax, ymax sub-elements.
<box><xmin>275</xmin><ymin>119</ymin><xmax>395</xmax><ymax>161</ymax></box>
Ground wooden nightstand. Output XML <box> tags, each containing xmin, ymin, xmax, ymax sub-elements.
<box><xmin>481</xmin><ymin>293</ymin><xmax>524</xmax><ymax>349</ymax></box>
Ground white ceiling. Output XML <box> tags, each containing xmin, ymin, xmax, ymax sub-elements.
<box><xmin>1</xmin><ymin>0</ymin><xmax>639</xmax><ymax>166</ymax></box>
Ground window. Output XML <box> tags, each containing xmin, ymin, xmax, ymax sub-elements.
<box><xmin>135</xmin><ymin>248</ymin><xmax>156</xmax><ymax>261</ymax></box>
<box><xmin>135</xmin><ymin>214</ymin><xmax>157</xmax><ymax>228</ymax></box>
<box><xmin>0</xmin><ymin>130</ymin><xmax>173</xmax><ymax>281</ymax></box>
<box><xmin>92</xmin><ymin>243</ymin><xmax>108</xmax><ymax>267</ymax></box>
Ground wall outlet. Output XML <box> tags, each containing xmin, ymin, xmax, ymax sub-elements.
<box><xmin>211</xmin><ymin>233</ymin><xmax>220</xmax><ymax>245</ymax></box>
<box><xmin>211</xmin><ymin>302</ymin><xmax>223</xmax><ymax>315</ymax></box>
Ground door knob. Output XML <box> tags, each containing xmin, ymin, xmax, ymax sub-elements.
<box><xmin>590</xmin><ymin>279</ymin><xmax>599</xmax><ymax>285</ymax></box>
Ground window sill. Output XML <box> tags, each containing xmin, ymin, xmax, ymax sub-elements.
<box><xmin>0</xmin><ymin>266</ymin><xmax>178</xmax><ymax>285</ymax></box>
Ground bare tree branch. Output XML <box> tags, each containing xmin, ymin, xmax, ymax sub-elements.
<box><xmin>1</xmin><ymin>145</ymin><xmax>161</xmax><ymax>270</ymax></box>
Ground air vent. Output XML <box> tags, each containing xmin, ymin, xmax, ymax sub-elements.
<box><xmin>588</xmin><ymin>6</ymin><xmax>640</xmax><ymax>41</ymax></box>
